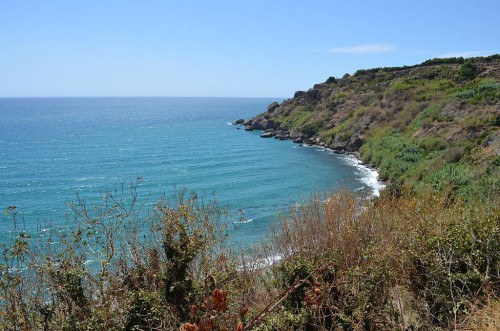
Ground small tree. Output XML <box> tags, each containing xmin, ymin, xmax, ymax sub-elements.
<box><xmin>325</xmin><ymin>76</ymin><xmax>337</xmax><ymax>84</ymax></box>
<box><xmin>457</xmin><ymin>61</ymin><xmax>478</xmax><ymax>81</ymax></box>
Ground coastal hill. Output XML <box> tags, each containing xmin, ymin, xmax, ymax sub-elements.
<box><xmin>244</xmin><ymin>55</ymin><xmax>500</xmax><ymax>198</ymax></box>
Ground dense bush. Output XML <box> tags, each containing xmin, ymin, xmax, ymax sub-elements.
<box><xmin>457</xmin><ymin>61</ymin><xmax>478</xmax><ymax>81</ymax></box>
<box><xmin>1</xmin><ymin>175</ymin><xmax>498</xmax><ymax>331</ymax></box>
<box><xmin>325</xmin><ymin>76</ymin><xmax>337</xmax><ymax>84</ymax></box>
<box><xmin>301</xmin><ymin>120</ymin><xmax>324</xmax><ymax>137</ymax></box>
<box><xmin>0</xmin><ymin>187</ymin><xmax>240</xmax><ymax>330</ymax></box>
<box><xmin>265</xmin><ymin>189</ymin><xmax>499</xmax><ymax>330</ymax></box>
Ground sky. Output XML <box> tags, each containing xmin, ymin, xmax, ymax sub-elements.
<box><xmin>1</xmin><ymin>0</ymin><xmax>499</xmax><ymax>98</ymax></box>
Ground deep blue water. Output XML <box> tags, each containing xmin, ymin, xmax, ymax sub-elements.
<box><xmin>0</xmin><ymin>97</ymin><xmax>381</xmax><ymax>246</ymax></box>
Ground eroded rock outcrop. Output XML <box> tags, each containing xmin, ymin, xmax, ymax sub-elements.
<box><xmin>243</xmin><ymin>56</ymin><xmax>500</xmax><ymax>158</ymax></box>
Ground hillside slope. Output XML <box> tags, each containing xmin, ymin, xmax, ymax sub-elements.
<box><xmin>245</xmin><ymin>56</ymin><xmax>500</xmax><ymax>198</ymax></box>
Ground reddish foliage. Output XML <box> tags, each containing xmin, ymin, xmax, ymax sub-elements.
<box><xmin>211</xmin><ymin>289</ymin><xmax>228</xmax><ymax>313</ymax></box>
<box><xmin>190</xmin><ymin>304</ymin><xmax>199</xmax><ymax>317</ymax></box>
<box><xmin>198</xmin><ymin>318</ymin><xmax>214</xmax><ymax>331</ymax></box>
<box><xmin>239</xmin><ymin>304</ymin><xmax>248</xmax><ymax>318</ymax></box>
<box><xmin>305</xmin><ymin>286</ymin><xmax>323</xmax><ymax>311</ymax></box>
<box><xmin>180</xmin><ymin>323</ymin><xmax>199</xmax><ymax>331</ymax></box>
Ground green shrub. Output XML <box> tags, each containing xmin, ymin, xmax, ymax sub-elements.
<box><xmin>284</xmin><ymin>110</ymin><xmax>312</xmax><ymax>130</ymax></box>
<box><xmin>325</xmin><ymin>76</ymin><xmax>337</xmax><ymax>84</ymax></box>
<box><xmin>389</xmin><ymin>81</ymin><xmax>414</xmax><ymax>94</ymax></box>
<box><xmin>275</xmin><ymin>257</ymin><xmax>315</xmax><ymax>312</ymax></box>
<box><xmin>442</xmin><ymin>147</ymin><xmax>465</xmax><ymax>163</ymax></box>
<box><xmin>421</xmin><ymin>57</ymin><xmax>465</xmax><ymax>66</ymax></box>
<box><xmin>418</xmin><ymin>137</ymin><xmax>447</xmax><ymax>151</ymax></box>
<box><xmin>0</xmin><ymin>188</ymin><xmax>233</xmax><ymax>330</ymax></box>
<box><xmin>457</xmin><ymin>61</ymin><xmax>478</xmax><ymax>81</ymax></box>
<box><xmin>301</xmin><ymin>120</ymin><xmax>324</xmax><ymax>136</ymax></box>
<box><xmin>125</xmin><ymin>291</ymin><xmax>164</xmax><ymax>331</ymax></box>
<box><xmin>424</xmin><ymin>163</ymin><xmax>474</xmax><ymax>191</ymax></box>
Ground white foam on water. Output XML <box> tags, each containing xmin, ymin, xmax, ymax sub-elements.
<box><xmin>237</xmin><ymin>253</ymin><xmax>283</xmax><ymax>272</ymax></box>
<box><xmin>239</xmin><ymin>218</ymin><xmax>253</xmax><ymax>224</ymax></box>
<box><xmin>288</xmin><ymin>141</ymin><xmax>385</xmax><ymax>196</ymax></box>
<box><xmin>340</xmin><ymin>154</ymin><xmax>386</xmax><ymax>197</ymax></box>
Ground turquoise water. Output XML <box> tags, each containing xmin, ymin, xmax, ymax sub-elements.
<box><xmin>0</xmin><ymin>97</ymin><xmax>380</xmax><ymax>246</ymax></box>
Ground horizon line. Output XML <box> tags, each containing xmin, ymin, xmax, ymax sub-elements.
<box><xmin>0</xmin><ymin>95</ymin><xmax>288</xmax><ymax>99</ymax></box>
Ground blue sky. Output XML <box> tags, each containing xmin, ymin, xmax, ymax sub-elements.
<box><xmin>1</xmin><ymin>0</ymin><xmax>499</xmax><ymax>97</ymax></box>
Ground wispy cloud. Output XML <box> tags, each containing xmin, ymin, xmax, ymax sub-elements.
<box><xmin>329</xmin><ymin>43</ymin><xmax>395</xmax><ymax>55</ymax></box>
<box><xmin>438</xmin><ymin>50</ymin><xmax>498</xmax><ymax>58</ymax></box>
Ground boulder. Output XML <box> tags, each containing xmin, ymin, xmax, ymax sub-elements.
<box><xmin>305</xmin><ymin>89</ymin><xmax>322</xmax><ymax>101</ymax></box>
<box><xmin>293</xmin><ymin>89</ymin><xmax>322</xmax><ymax>101</ymax></box>
<box><xmin>347</xmin><ymin>136</ymin><xmax>365</xmax><ymax>150</ymax></box>
<box><xmin>267</xmin><ymin>102</ymin><xmax>280</xmax><ymax>113</ymax></box>
<box><xmin>274</xmin><ymin>132</ymin><xmax>290</xmax><ymax>140</ymax></box>
<box><xmin>329</xmin><ymin>143</ymin><xmax>347</xmax><ymax>153</ymax></box>
<box><xmin>264</xmin><ymin>120</ymin><xmax>279</xmax><ymax>131</ymax></box>
<box><xmin>251</xmin><ymin>119</ymin><xmax>279</xmax><ymax>131</ymax></box>
<box><xmin>305</xmin><ymin>138</ymin><xmax>316</xmax><ymax>145</ymax></box>
<box><xmin>294</xmin><ymin>91</ymin><xmax>306</xmax><ymax>98</ymax></box>
<box><xmin>260</xmin><ymin>132</ymin><xmax>274</xmax><ymax>138</ymax></box>
<box><xmin>235</xmin><ymin>118</ymin><xmax>245</xmax><ymax>125</ymax></box>
<box><xmin>244</xmin><ymin>126</ymin><xmax>254</xmax><ymax>131</ymax></box>
<box><xmin>290</xmin><ymin>131</ymin><xmax>303</xmax><ymax>140</ymax></box>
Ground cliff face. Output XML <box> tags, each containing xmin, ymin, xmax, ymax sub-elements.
<box><xmin>245</xmin><ymin>56</ymin><xmax>500</xmax><ymax>195</ymax></box>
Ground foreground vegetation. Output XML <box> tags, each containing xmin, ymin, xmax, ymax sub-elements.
<box><xmin>1</xmin><ymin>186</ymin><xmax>498</xmax><ymax>330</ymax></box>
<box><xmin>1</xmin><ymin>56</ymin><xmax>499</xmax><ymax>330</ymax></box>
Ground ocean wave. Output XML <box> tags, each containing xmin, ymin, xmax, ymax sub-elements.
<box><xmin>75</xmin><ymin>176</ymin><xmax>106</xmax><ymax>182</ymax></box>
<box><xmin>297</xmin><ymin>142</ymin><xmax>385</xmax><ymax>196</ymax></box>
<box><xmin>340</xmin><ymin>155</ymin><xmax>386</xmax><ymax>197</ymax></box>
<box><xmin>237</xmin><ymin>253</ymin><xmax>283</xmax><ymax>272</ymax></box>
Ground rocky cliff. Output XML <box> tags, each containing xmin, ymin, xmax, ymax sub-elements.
<box><xmin>240</xmin><ymin>55</ymin><xmax>500</xmax><ymax>195</ymax></box>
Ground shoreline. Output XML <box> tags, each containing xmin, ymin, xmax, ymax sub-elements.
<box><xmin>236</xmin><ymin>123</ymin><xmax>386</xmax><ymax>197</ymax></box>
<box><xmin>297</xmin><ymin>144</ymin><xmax>386</xmax><ymax>197</ymax></box>
<box><xmin>337</xmin><ymin>152</ymin><xmax>386</xmax><ymax>197</ymax></box>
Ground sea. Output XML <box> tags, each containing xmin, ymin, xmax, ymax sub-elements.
<box><xmin>0</xmin><ymin>97</ymin><xmax>383</xmax><ymax>247</ymax></box>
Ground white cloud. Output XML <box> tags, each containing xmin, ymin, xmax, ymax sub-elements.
<box><xmin>438</xmin><ymin>50</ymin><xmax>498</xmax><ymax>58</ymax></box>
<box><xmin>329</xmin><ymin>43</ymin><xmax>395</xmax><ymax>55</ymax></box>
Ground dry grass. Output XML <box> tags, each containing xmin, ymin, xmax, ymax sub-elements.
<box><xmin>462</xmin><ymin>299</ymin><xmax>500</xmax><ymax>330</ymax></box>
<box><xmin>263</xmin><ymin>187</ymin><xmax>499</xmax><ymax>330</ymax></box>
<box><xmin>0</xmin><ymin>185</ymin><xmax>498</xmax><ymax>330</ymax></box>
